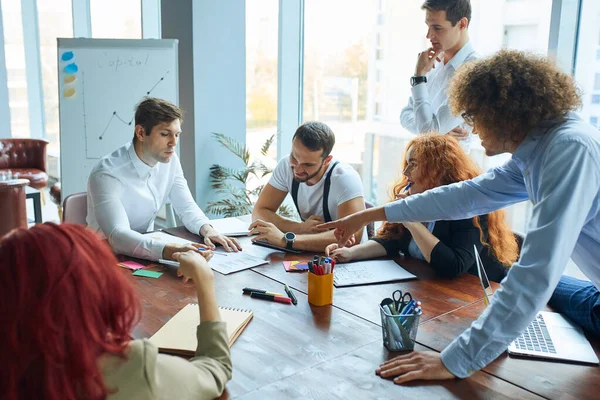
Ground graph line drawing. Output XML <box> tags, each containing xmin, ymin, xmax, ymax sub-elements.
<box><xmin>97</xmin><ymin>70</ymin><xmax>170</xmax><ymax>140</ymax></box>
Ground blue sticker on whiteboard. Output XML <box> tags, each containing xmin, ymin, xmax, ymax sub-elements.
<box><xmin>65</xmin><ymin>63</ymin><xmax>78</xmax><ymax>73</ymax></box>
<box><xmin>61</xmin><ymin>51</ymin><xmax>74</xmax><ymax>61</ymax></box>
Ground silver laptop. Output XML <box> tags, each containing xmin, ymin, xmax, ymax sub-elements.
<box><xmin>473</xmin><ymin>246</ymin><xmax>599</xmax><ymax>365</ymax></box>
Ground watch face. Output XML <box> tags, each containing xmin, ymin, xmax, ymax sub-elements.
<box><xmin>285</xmin><ymin>232</ymin><xmax>296</xmax><ymax>241</ymax></box>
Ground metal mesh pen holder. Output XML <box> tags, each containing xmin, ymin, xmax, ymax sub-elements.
<box><xmin>379</xmin><ymin>305</ymin><xmax>420</xmax><ymax>351</ymax></box>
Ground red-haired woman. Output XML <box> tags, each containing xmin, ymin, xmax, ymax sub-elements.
<box><xmin>326</xmin><ymin>134</ymin><xmax>519</xmax><ymax>282</ymax></box>
<box><xmin>0</xmin><ymin>223</ymin><xmax>231</xmax><ymax>400</ymax></box>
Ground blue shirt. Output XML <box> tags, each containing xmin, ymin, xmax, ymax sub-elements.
<box><xmin>384</xmin><ymin>112</ymin><xmax>600</xmax><ymax>378</ymax></box>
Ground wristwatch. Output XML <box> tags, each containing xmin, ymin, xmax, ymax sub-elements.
<box><xmin>284</xmin><ymin>232</ymin><xmax>296</xmax><ymax>250</ymax></box>
<box><xmin>410</xmin><ymin>76</ymin><xmax>427</xmax><ymax>87</ymax></box>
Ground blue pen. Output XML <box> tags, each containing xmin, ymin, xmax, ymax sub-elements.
<box><xmin>404</xmin><ymin>182</ymin><xmax>413</xmax><ymax>193</ymax></box>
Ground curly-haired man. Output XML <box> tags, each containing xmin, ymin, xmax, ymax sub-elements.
<box><xmin>320</xmin><ymin>50</ymin><xmax>600</xmax><ymax>383</ymax></box>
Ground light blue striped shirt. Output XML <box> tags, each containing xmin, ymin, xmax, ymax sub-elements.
<box><xmin>384</xmin><ymin>112</ymin><xmax>600</xmax><ymax>378</ymax></box>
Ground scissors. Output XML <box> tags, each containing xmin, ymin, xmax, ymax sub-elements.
<box><xmin>392</xmin><ymin>290</ymin><xmax>412</xmax><ymax>313</ymax></box>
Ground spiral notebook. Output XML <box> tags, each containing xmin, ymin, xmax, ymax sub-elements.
<box><xmin>149</xmin><ymin>304</ymin><xmax>253</xmax><ymax>355</ymax></box>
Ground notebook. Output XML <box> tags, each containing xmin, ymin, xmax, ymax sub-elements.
<box><xmin>149</xmin><ymin>304</ymin><xmax>253</xmax><ymax>355</ymax></box>
<box><xmin>207</xmin><ymin>216</ymin><xmax>251</xmax><ymax>237</ymax></box>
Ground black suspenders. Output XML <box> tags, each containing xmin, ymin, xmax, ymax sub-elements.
<box><xmin>291</xmin><ymin>161</ymin><xmax>339</xmax><ymax>223</ymax></box>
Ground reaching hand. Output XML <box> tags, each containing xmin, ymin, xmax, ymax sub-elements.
<box><xmin>375</xmin><ymin>351</ymin><xmax>455</xmax><ymax>385</ymax></box>
<box><xmin>162</xmin><ymin>242</ymin><xmax>212</xmax><ymax>261</ymax></box>
<box><xmin>447</xmin><ymin>126</ymin><xmax>469</xmax><ymax>140</ymax></box>
<box><xmin>202</xmin><ymin>226</ymin><xmax>242</xmax><ymax>252</ymax></box>
<box><xmin>173</xmin><ymin>250</ymin><xmax>214</xmax><ymax>285</ymax></box>
<box><xmin>415</xmin><ymin>48</ymin><xmax>444</xmax><ymax>76</ymax></box>
<box><xmin>325</xmin><ymin>243</ymin><xmax>353</xmax><ymax>262</ymax></box>
<box><xmin>298</xmin><ymin>215</ymin><xmax>325</xmax><ymax>234</ymax></box>
<box><xmin>248</xmin><ymin>219</ymin><xmax>286</xmax><ymax>247</ymax></box>
<box><xmin>318</xmin><ymin>214</ymin><xmax>368</xmax><ymax>246</ymax></box>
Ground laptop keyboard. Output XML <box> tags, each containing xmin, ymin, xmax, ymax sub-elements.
<box><xmin>513</xmin><ymin>314</ymin><xmax>557</xmax><ymax>354</ymax></box>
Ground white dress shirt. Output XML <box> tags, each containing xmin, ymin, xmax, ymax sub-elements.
<box><xmin>400</xmin><ymin>41</ymin><xmax>478</xmax><ymax>152</ymax></box>
<box><xmin>87</xmin><ymin>141</ymin><xmax>210</xmax><ymax>261</ymax></box>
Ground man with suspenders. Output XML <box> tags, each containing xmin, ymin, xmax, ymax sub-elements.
<box><xmin>249</xmin><ymin>122</ymin><xmax>366</xmax><ymax>252</ymax></box>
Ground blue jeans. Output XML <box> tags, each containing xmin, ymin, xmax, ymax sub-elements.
<box><xmin>548</xmin><ymin>275</ymin><xmax>600</xmax><ymax>337</ymax></box>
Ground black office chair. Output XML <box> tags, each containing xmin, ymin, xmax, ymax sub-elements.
<box><xmin>365</xmin><ymin>200</ymin><xmax>376</xmax><ymax>239</ymax></box>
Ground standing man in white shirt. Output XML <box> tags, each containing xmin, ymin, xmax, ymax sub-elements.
<box><xmin>401</xmin><ymin>0</ymin><xmax>477</xmax><ymax>152</ymax></box>
<box><xmin>249</xmin><ymin>121</ymin><xmax>366</xmax><ymax>252</ymax></box>
<box><xmin>87</xmin><ymin>97</ymin><xmax>241</xmax><ymax>261</ymax></box>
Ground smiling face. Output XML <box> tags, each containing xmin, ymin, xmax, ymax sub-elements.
<box><xmin>135</xmin><ymin>119</ymin><xmax>181</xmax><ymax>166</ymax></box>
<box><xmin>402</xmin><ymin>146</ymin><xmax>429</xmax><ymax>195</ymax></box>
<box><xmin>425</xmin><ymin>10</ymin><xmax>466</xmax><ymax>54</ymax></box>
<box><xmin>289</xmin><ymin>138</ymin><xmax>332</xmax><ymax>185</ymax></box>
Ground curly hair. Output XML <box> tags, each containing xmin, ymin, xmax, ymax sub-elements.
<box><xmin>376</xmin><ymin>134</ymin><xmax>518</xmax><ymax>267</ymax></box>
<box><xmin>449</xmin><ymin>49</ymin><xmax>582</xmax><ymax>144</ymax></box>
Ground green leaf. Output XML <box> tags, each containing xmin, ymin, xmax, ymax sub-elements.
<box><xmin>212</xmin><ymin>132</ymin><xmax>250</xmax><ymax>164</ymax></box>
<box><xmin>260</xmin><ymin>134</ymin><xmax>276</xmax><ymax>156</ymax></box>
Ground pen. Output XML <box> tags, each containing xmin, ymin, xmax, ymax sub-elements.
<box><xmin>242</xmin><ymin>288</ymin><xmax>284</xmax><ymax>296</ymax></box>
<box><xmin>404</xmin><ymin>182</ymin><xmax>413</xmax><ymax>192</ymax></box>
<box><xmin>158</xmin><ymin>259</ymin><xmax>180</xmax><ymax>267</ymax></box>
<box><xmin>250</xmin><ymin>292</ymin><xmax>292</xmax><ymax>304</ymax></box>
<box><xmin>284</xmin><ymin>284</ymin><xmax>298</xmax><ymax>305</ymax></box>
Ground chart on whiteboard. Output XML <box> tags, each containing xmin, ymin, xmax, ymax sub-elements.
<box><xmin>58</xmin><ymin>39</ymin><xmax>178</xmax><ymax>199</ymax></box>
<box><xmin>77</xmin><ymin>53</ymin><xmax>176</xmax><ymax>159</ymax></box>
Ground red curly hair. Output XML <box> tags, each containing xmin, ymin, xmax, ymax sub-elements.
<box><xmin>0</xmin><ymin>223</ymin><xmax>141</xmax><ymax>400</ymax></box>
<box><xmin>376</xmin><ymin>134</ymin><xmax>518</xmax><ymax>266</ymax></box>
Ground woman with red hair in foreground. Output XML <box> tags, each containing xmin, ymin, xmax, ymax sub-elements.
<box><xmin>326</xmin><ymin>134</ymin><xmax>519</xmax><ymax>282</ymax></box>
<box><xmin>0</xmin><ymin>223</ymin><xmax>231</xmax><ymax>400</ymax></box>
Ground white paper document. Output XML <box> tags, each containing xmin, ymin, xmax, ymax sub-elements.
<box><xmin>333</xmin><ymin>260</ymin><xmax>417</xmax><ymax>287</ymax></box>
<box><xmin>144</xmin><ymin>228</ymin><xmax>279</xmax><ymax>275</ymax></box>
<box><xmin>209</xmin><ymin>216</ymin><xmax>251</xmax><ymax>237</ymax></box>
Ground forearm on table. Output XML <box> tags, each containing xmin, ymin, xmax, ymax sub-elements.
<box><xmin>348</xmin><ymin>240</ymin><xmax>387</xmax><ymax>261</ymax></box>
<box><xmin>252</xmin><ymin>207</ymin><xmax>303</xmax><ymax>232</ymax></box>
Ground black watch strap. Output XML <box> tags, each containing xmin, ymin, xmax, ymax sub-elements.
<box><xmin>410</xmin><ymin>76</ymin><xmax>427</xmax><ymax>87</ymax></box>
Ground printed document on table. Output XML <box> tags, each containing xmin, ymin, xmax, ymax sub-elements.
<box><xmin>333</xmin><ymin>260</ymin><xmax>416</xmax><ymax>287</ymax></box>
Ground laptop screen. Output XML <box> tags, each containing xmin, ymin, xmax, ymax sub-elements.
<box><xmin>473</xmin><ymin>245</ymin><xmax>494</xmax><ymax>306</ymax></box>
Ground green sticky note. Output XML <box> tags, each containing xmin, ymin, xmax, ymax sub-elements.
<box><xmin>133</xmin><ymin>269</ymin><xmax>163</xmax><ymax>278</ymax></box>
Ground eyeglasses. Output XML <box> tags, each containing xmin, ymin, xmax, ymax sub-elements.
<box><xmin>461</xmin><ymin>112</ymin><xmax>474</xmax><ymax>126</ymax></box>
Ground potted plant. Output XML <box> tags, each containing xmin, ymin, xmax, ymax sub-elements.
<box><xmin>206</xmin><ymin>132</ymin><xmax>295</xmax><ymax>218</ymax></box>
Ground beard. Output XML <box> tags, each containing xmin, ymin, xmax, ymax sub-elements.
<box><xmin>292</xmin><ymin>161</ymin><xmax>325</xmax><ymax>183</ymax></box>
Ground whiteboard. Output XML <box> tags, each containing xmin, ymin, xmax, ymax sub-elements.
<box><xmin>57</xmin><ymin>38</ymin><xmax>178</xmax><ymax>199</ymax></box>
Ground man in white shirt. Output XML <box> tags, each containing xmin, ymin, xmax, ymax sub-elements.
<box><xmin>250</xmin><ymin>121</ymin><xmax>366</xmax><ymax>252</ymax></box>
<box><xmin>401</xmin><ymin>0</ymin><xmax>477</xmax><ymax>152</ymax></box>
<box><xmin>87</xmin><ymin>97</ymin><xmax>241</xmax><ymax>261</ymax></box>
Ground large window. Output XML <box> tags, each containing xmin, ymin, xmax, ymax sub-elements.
<box><xmin>246</xmin><ymin>0</ymin><xmax>279</xmax><ymax>194</ymax></box>
<box><xmin>37</xmin><ymin>0</ymin><xmax>73</xmax><ymax>155</ymax></box>
<box><xmin>574</xmin><ymin>0</ymin><xmax>600</xmax><ymax>132</ymax></box>
<box><xmin>1</xmin><ymin>0</ymin><xmax>30</xmax><ymax>138</ymax></box>
<box><xmin>303</xmin><ymin>0</ymin><xmax>552</xmax><ymax>232</ymax></box>
<box><xmin>90</xmin><ymin>0</ymin><xmax>141</xmax><ymax>39</ymax></box>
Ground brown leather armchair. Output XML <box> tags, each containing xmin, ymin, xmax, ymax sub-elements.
<box><xmin>0</xmin><ymin>139</ymin><xmax>49</xmax><ymax>191</ymax></box>
<box><xmin>0</xmin><ymin>179</ymin><xmax>29</xmax><ymax>238</ymax></box>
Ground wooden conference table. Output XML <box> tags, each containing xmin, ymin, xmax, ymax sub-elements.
<box><xmin>121</xmin><ymin>228</ymin><xmax>600</xmax><ymax>399</ymax></box>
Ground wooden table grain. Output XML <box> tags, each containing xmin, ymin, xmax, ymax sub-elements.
<box><xmin>123</xmin><ymin>227</ymin><xmax>599</xmax><ymax>399</ymax></box>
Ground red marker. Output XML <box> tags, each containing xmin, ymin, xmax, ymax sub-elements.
<box><xmin>250</xmin><ymin>292</ymin><xmax>292</xmax><ymax>304</ymax></box>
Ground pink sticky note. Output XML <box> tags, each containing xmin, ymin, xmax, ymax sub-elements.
<box><xmin>118</xmin><ymin>261</ymin><xmax>145</xmax><ymax>271</ymax></box>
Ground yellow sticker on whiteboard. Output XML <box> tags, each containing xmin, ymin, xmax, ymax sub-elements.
<box><xmin>64</xmin><ymin>75</ymin><xmax>76</xmax><ymax>84</ymax></box>
<box><xmin>63</xmin><ymin>87</ymin><xmax>76</xmax><ymax>98</ymax></box>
